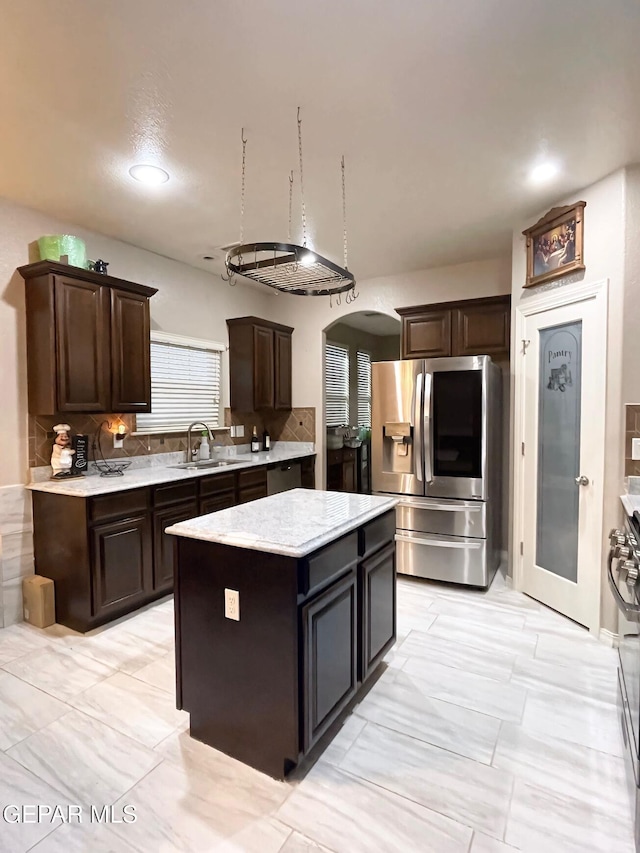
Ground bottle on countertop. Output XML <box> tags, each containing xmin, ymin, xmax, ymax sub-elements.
<box><xmin>198</xmin><ymin>431</ymin><xmax>210</xmax><ymax>461</ymax></box>
<box><xmin>251</xmin><ymin>426</ymin><xmax>260</xmax><ymax>453</ymax></box>
<box><xmin>262</xmin><ymin>428</ymin><xmax>271</xmax><ymax>452</ymax></box>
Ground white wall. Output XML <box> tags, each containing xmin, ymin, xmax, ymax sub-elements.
<box><xmin>271</xmin><ymin>257</ymin><xmax>512</xmax><ymax>487</ymax></box>
<box><xmin>511</xmin><ymin>168</ymin><xmax>628</xmax><ymax>634</ymax></box>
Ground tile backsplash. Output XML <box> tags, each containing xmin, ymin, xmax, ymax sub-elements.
<box><xmin>626</xmin><ymin>404</ymin><xmax>640</xmax><ymax>477</ymax></box>
<box><xmin>29</xmin><ymin>408</ymin><xmax>315</xmax><ymax>467</ymax></box>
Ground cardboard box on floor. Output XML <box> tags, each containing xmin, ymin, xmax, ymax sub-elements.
<box><xmin>22</xmin><ymin>576</ymin><xmax>55</xmax><ymax>628</ymax></box>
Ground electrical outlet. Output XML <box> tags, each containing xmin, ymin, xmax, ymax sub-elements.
<box><xmin>225</xmin><ymin>588</ymin><xmax>240</xmax><ymax>621</ymax></box>
<box><xmin>236</xmin><ymin>425</ymin><xmax>244</xmax><ymax>438</ymax></box>
<box><xmin>633</xmin><ymin>438</ymin><xmax>640</xmax><ymax>461</ymax></box>
<box><xmin>113</xmin><ymin>435</ymin><xmax>124</xmax><ymax>449</ymax></box>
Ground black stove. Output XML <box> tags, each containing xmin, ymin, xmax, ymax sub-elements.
<box><xmin>609</xmin><ymin>516</ymin><xmax>640</xmax><ymax>851</ymax></box>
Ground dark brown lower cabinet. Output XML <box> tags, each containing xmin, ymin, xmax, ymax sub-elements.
<box><xmin>153</xmin><ymin>500</ymin><xmax>198</xmax><ymax>594</ymax></box>
<box><xmin>302</xmin><ymin>570</ymin><xmax>358</xmax><ymax>752</ymax></box>
<box><xmin>175</xmin><ymin>508</ymin><xmax>395</xmax><ymax>779</ymax></box>
<box><xmin>31</xmin><ymin>455</ymin><xmax>314</xmax><ymax>632</ymax></box>
<box><xmin>91</xmin><ymin>515</ymin><xmax>153</xmax><ymax>621</ymax></box>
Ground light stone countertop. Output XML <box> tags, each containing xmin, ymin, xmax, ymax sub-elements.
<box><xmin>621</xmin><ymin>494</ymin><xmax>640</xmax><ymax>516</ymax></box>
<box><xmin>25</xmin><ymin>446</ymin><xmax>316</xmax><ymax>498</ymax></box>
<box><xmin>166</xmin><ymin>489</ymin><xmax>398</xmax><ymax>557</ymax></box>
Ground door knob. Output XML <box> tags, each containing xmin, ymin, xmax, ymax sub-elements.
<box><xmin>575</xmin><ymin>475</ymin><xmax>589</xmax><ymax>486</ymax></box>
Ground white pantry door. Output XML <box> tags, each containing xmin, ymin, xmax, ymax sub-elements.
<box><xmin>518</xmin><ymin>282</ymin><xmax>607</xmax><ymax>630</ymax></box>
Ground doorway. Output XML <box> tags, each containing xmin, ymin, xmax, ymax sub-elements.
<box><xmin>323</xmin><ymin>311</ymin><xmax>401</xmax><ymax>494</ymax></box>
<box><xmin>513</xmin><ymin>280</ymin><xmax>608</xmax><ymax>632</ymax></box>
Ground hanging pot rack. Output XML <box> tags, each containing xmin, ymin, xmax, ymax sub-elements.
<box><xmin>225</xmin><ymin>242</ymin><xmax>355</xmax><ymax>296</ymax></box>
<box><xmin>223</xmin><ymin>108</ymin><xmax>358</xmax><ymax>301</ymax></box>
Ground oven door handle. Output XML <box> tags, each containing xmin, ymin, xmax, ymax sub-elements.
<box><xmin>607</xmin><ymin>551</ymin><xmax>640</xmax><ymax>623</ymax></box>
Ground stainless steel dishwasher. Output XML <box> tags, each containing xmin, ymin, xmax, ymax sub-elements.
<box><xmin>267</xmin><ymin>462</ymin><xmax>302</xmax><ymax>495</ymax></box>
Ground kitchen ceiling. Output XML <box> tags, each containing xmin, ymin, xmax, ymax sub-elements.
<box><xmin>1</xmin><ymin>0</ymin><xmax>639</xmax><ymax>282</ymax></box>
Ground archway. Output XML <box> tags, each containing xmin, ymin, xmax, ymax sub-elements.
<box><xmin>322</xmin><ymin>311</ymin><xmax>401</xmax><ymax>493</ymax></box>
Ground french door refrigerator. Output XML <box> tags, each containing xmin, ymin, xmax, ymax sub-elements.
<box><xmin>372</xmin><ymin>355</ymin><xmax>502</xmax><ymax>587</ymax></box>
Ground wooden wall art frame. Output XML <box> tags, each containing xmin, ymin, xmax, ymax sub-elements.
<box><xmin>522</xmin><ymin>201</ymin><xmax>586</xmax><ymax>288</ymax></box>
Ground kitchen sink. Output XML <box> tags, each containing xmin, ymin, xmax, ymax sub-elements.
<box><xmin>168</xmin><ymin>459</ymin><xmax>242</xmax><ymax>470</ymax></box>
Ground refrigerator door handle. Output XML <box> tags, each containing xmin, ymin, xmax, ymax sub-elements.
<box><xmin>414</xmin><ymin>372</ymin><xmax>423</xmax><ymax>482</ymax></box>
<box><xmin>423</xmin><ymin>372</ymin><xmax>433</xmax><ymax>483</ymax></box>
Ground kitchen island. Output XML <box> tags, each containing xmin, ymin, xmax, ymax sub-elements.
<box><xmin>167</xmin><ymin>488</ymin><xmax>397</xmax><ymax>779</ymax></box>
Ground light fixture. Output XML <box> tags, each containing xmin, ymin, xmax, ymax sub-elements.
<box><xmin>128</xmin><ymin>164</ymin><xmax>170</xmax><ymax>185</ymax></box>
<box><xmin>529</xmin><ymin>161</ymin><xmax>560</xmax><ymax>185</ymax></box>
<box><xmin>223</xmin><ymin>111</ymin><xmax>358</xmax><ymax>302</ymax></box>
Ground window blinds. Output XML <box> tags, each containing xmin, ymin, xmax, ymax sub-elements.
<box><xmin>357</xmin><ymin>350</ymin><xmax>372</xmax><ymax>428</ymax></box>
<box><xmin>135</xmin><ymin>334</ymin><xmax>223</xmax><ymax>434</ymax></box>
<box><xmin>325</xmin><ymin>342</ymin><xmax>350</xmax><ymax>426</ymax></box>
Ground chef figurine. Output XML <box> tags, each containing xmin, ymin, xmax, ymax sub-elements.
<box><xmin>51</xmin><ymin>424</ymin><xmax>75</xmax><ymax>478</ymax></box>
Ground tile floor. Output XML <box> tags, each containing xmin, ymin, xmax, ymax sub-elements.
<box><xmin>0</xmin><ymin>569</ymin><xmax>634</xmax><ymax>853</ymax></box>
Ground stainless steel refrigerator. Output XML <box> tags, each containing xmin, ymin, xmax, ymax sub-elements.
<box><xmin>372</xmin><ymin>355</ymin><xmax>502</xmax><ymax>587</ymax></box>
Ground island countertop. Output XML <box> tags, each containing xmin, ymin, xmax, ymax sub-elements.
<box><xmin>166</xmin><ymin>488</ymin><xmax>398</xmax><ymax>557</ymax></box>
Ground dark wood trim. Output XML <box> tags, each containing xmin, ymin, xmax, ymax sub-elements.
<box><xmin>395</xmin><ymin>293</ymin><xmax>510</xmax><ymax>317</ymax></box>
<box><xmin>226</xmin><ymin>315</ymin><xmax>294</xmax><ymax>334</ymax></box>
<box><xmin>18</xmin><ymin>260</ymin><xmax>158</xmax><ymax>298</ymax></box>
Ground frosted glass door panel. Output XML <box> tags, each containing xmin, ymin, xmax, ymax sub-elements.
<box><xmin>536</xmin><ymin>321</ymin><xmax>582</xmax><ymax>582</ymax></box>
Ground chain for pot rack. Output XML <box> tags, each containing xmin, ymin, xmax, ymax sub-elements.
<box><xmin>224</xmin><ymin>108</ymin><xmax>357</xmax><ymax>300</ymax></box>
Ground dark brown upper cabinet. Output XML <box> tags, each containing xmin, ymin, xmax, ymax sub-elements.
<box><xmin>19</xmin><ymin>261</ymin><xmax>157</xmax><ymax>415</ymax></box>
<box><xmin>227</xmin><ymin>316</ymin><xmax>293</xmax><ymax>411</ymax></box>
<box><xmin>397</xmin><ymin>295</ymin><xmax>511</xmax><ymax>361</ymax></box>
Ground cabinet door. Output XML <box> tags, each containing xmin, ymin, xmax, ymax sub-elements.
<box><xmin>401</xmin><ymin>310</ymin><xmax>451</xmax><ymax>359</ymax></box>
<box><xmin>360</xmin><ymin>544</ymin><xmax>396</xmax><ymax>681</ymax></box>
<box><xmin>274</xmin><ymin>330</ymin><xmax>292</xmax><ymax>410</ymax></box>
<box><xmin>302</xmin><ymin>570</ymin><xmax>358</xmax><ymax>751</ymax></box>
<box><xmin>237</xmin><ymin>484</ymin><xmax>268</xmax><ymax>504</ymax></box>
<box><xmin>301</xmin><ymin>456</ymin><xmax>315</xmax><ymax>489</ymax></box>
<box><xmin>200</xmin><ymin>491</ymin><xmax>236</xmax><ymax>514</ymax></box>
<box><xmin>54</xmin><ymin>275</ymin><xmax>110</xmax><ymax>412</ymax></box>
<box><xmin>153</xmin><ymin>500</ymin><xmax>198</xmax><ymax>593</ymax></box>
<box><xmin>453</xmin><ymin>299</ymin><xmax>511</xmax><ymax>359</ymax></box>
<box><xmin>253</xmin><ymin>326</ymin><xmax>274</xmax><ymax>409</ymax></box>
<box><xmin>111</xmin><ymin>289</ymin><xmax>152</xmax><ymax>412</ymax></box>
<box><xmin>342</xmin><ymin>459</ymin><xmax>357</xmax><ymax>493</ymax></box>
<box><xmin>91</xmin><ymin>515</ymin><xmax>153</xmax><ymax>620</ymax></box>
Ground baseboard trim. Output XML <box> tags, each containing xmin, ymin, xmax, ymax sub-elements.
<box><xmin>599</xmin><ymin>628</ymin><xmax>619</xmax><ymax>648</ymax></box>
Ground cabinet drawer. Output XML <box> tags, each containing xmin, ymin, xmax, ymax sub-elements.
<box><xmin>359</xmin><ymin>510</ymin><xmax>396</xmax><ymax>559</ymax></box>
<box><xmin>199</xmin><ymin>472</ymin><xmax>236</xmax><ymax>496</ymax></box>
<box><xmin>237</xmin><ymin>484</ymin><xmax>267</xmax><ymax>504</ymax></box>
<box><xmin>327</xmin><ymin>449</ymin><xmax>343</xmax><ymax>466</ymax></box>
<box><xmin>238</xmin><ymin>466</ymin><xmax>267</xmax><ymax>488</ymax></box>
<box><xmin>90</xmin><ymin>488</ymin><xmax>150</xmax><ymax>523</ymax></box>
<box><xmin>300</xmin><ymin>531</ymin><xmax>358</xmax><ymax>598</ymax></box>
<box><xmin>200</xmin><ymin>492</ymin><xmax>236</xmax><ymax>514</ymax></box>
<box><xmin>153</xmin><ymin>480</ymin><xmax>198</xmax><ymax>508</ymax></box>
<box><xmin>342</xmin><ymin>448</ymin><xmax>356</xmax><ymax>463</ymax></box>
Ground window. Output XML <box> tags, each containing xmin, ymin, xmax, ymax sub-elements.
<box><xmin>325</xmin><ymin>341</ymin><xmax>350</xmax><ymax>426</ymax></box>
<box><xmin>357</xmin><ymin>350</ymin><xmax>372</xmax><ymax>428</ymax></box>
<box><xmin>135</xmin><ymin>331</ymin><xmax>224</xmax><ymax>434</ymax></box>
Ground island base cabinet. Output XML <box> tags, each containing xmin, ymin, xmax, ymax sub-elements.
<box><xmin>91</xmin><ymin>515</ymin><xmax>153</xmax><ymax>621</ymax></box>
<box><xmin>176</xmin><ymin>538</ymin><xmax>301</xmax><ymax>780</ymax></box>
<box><xmin>302</xmin><ymin>571</ymin><xmax>358</xmax><ymax>752</ymax></box>
<box><xmin>173</xmin><ymin>509</ymin><xmax>396</xmax><ymax>779</ymax></box>
<box><xmin>360</xmin><ymin>543</ymin><xmax>396</xmax><ymax>681</ymax></box>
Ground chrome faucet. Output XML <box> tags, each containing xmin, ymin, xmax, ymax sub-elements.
<box><xmin>186</xmin><ymin>422</ymin><xmax>214</xmax><ymax>462</ymax></box>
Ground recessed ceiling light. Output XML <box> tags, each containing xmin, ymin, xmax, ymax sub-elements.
<box><xmin>529</xmin><ymin>161</ymin><xmax>560</xmax><ymax>185</ymax></box>
<box><xmin>128</xmin><ymin>164</ymin><xmax>170</xmax><ymax>185</ymax></box>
